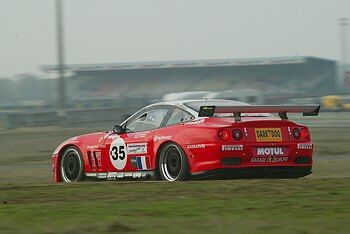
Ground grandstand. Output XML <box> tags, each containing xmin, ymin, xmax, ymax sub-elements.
<box><xmin>42</xmin><ymin>56</ymin><xmax>337</xmax><ymax>102</ymax></box>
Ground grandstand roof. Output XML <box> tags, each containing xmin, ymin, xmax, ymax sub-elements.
<box><xmin>41</xmin><ymin>56</ymin><xmax>335</xmax><ymax>73</ymax></box>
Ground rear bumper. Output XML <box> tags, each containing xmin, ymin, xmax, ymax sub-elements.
<box><xmin>184</xmin><ymin>142</ymin><xmax>313</xmax><ymax>173</ymax></box>
<box><xmin>191</xmin><ymin>166</ymin><xmax>312</xmax><ymax>179</ymax></box>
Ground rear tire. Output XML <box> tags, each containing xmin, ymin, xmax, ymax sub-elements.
<box><xmin>158</xmin><ymin>143</ymin><xmax>189</xmax><ymax>181</ymax></box>
<box><xmin>60</xmin><ymin>146</ymin><xmax>84</xmax><ymax>182</ymax></box>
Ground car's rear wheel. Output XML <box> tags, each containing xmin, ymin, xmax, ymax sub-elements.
<box><xmin>60</xmin><ymin>146</ymin><xmax>84</xmax><ymax>182</ymax></box>
<box><xmin>158</xmin><ymin>143</ymin><xmax>189</xmax><ymax>181</ymax></box>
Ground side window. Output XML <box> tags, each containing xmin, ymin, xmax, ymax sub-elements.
<box><xmin>166</xmin><ymin>108</ymin><xmax>193</xmax><ymax>126</ymax></box>
<box><xmin>126</xmin><ymin>108</ymin><xmax>168</xmax><ymax>132</ymax></box>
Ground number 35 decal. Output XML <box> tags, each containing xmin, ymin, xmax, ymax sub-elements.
<box><xmin>109</xmin><ymin>138</ymin><xmax>127</xmax><ymax>170</ymax></box>
<box><xmin>110</xmin><ymin>145</ymin><xmax>125</xmax><ymax>160</ymax></box>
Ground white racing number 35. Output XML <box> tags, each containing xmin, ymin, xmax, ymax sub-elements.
<box><xmin>109</xmin><ymin>138</ymin><xmax>127</xmax><ymax>170</ymax></box>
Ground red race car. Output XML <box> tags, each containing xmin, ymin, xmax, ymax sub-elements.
<box><xmin>52</xmin><ymin>99</ymin><xmax>319</xmax><ymax>182</ymax></box>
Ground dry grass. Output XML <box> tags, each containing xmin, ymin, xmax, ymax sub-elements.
<box><xmin>0</xmin><ymin>126</ymin><xmax>349</xmax><ymax>233</ymax></box>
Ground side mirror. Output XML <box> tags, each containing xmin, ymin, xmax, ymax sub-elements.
<box><xmin>112</xmin><ymin>125</ymin><xmax>125</xmax><ymax>134</ymax></box>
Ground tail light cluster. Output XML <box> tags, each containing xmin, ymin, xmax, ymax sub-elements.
<box><xmin>232</xmin><ymin>129</ymin><xmax>243</xmax><ymax>141</ymax></box>
<box><xmin>291</xmin><ymin>127</ymin><xmax>310</xmax><ymax>141</ymax></box>
<box><xmin>218</xmin><ymin>129</ymin><xmax>230</xmax><ymax>141</ymax></box>
<box><xmin>218</xmin><ymin>129</ymin><xmax>244</xmax><ymax>141</ymax></box>
<box><xmin>292</xmin><ymin>128</ymin><xmax>301</xmax><ymax>139</ymax></box>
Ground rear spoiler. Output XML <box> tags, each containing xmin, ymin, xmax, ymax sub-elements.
<box><xmin>198</xmin><ymin>105</ymin><xmax>320</xmax><ymax>121</ymax></box>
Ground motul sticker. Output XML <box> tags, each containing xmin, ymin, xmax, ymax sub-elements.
<box><xmin>252</xmin><ymin>147</ymin><xmax>289</xmax><ymax>157</ymax></box>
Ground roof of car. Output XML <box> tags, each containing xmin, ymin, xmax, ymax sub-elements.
<box><xmin>149</xmin><ymin>99</ymin><xmax>249</xmax><ymax>109</ymax></box>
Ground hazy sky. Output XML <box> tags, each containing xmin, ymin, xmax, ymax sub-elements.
<box><xmin>0</xmin><ymin>0</ymin><xmax>349</xmax><ymax>77</ymax></box>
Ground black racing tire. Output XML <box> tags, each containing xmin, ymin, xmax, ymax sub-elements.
<box><xmin>158</xmin><ymin>143</ymin><xmax>189</xmax><ymax>181</ymax></box>
<box><xmin>60</xmin><ymin>146</ymin><xmax>85</xmax><ymax>182</ymax></box>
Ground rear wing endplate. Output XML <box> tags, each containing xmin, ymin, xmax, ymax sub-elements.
<box><xmin>198</xmin><ymin>105</ymin><xmax>320</xmax><ymax>121</ymax></box>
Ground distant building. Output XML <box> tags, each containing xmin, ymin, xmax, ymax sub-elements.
<box><xmin>42</xmin><ymin>56</ymin><xmax>337</xmax><ymax>102</ymax></box>
<box><xmin>339</xmin><ymin>64</ymin><xmax>350</xmax><ymax>87</ymax></box>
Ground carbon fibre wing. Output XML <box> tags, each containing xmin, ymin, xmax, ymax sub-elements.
<box><xmin>198</xmin><ymin>105</ymin><xmax>320</xmax><ymax>121</ymax></box>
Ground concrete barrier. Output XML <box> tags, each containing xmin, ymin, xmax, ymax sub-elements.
<box><xmin>1</xmin><ymin>106</ymin><xmax>139</xmax><ymax>129</ymax></box>
<box><xmin>2</xmin><ymin>108</ymin><xmax>350</xmax><ymax>129</ymax></box>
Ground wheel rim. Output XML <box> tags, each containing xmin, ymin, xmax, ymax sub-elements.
<box><xmin>160</xmin><ymin>145</ymin><xmax>182</xmax><ymax>181</ymax></box>
<box><xmin>61</xmin><ymin>149</ymin><xmax>82</xmax><ymax>182</ymax></box>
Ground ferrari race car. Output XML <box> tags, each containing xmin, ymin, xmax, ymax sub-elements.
<box><xmin>52</xmin><ymin>99</ymin><xmax>319</xmax><ymax>182</ymax></box>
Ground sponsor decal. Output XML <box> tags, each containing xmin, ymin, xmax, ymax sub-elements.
<box><xmin>251</xmin><ymin>156</ymin><xmax>288</xmax><ymax>163</ymax></box>
<box><xmin>107</xmin><ymin>172</ymin><xmax>118</xmax><ymax>180</ymax></box>
<box><xmin>86</xmin><ymin>145</ymin><xmax>100</xmax><ymax>150</ymax></box>
<box><xmin>97</xmin><ymin>173</ymin><xmax>107</xmax><ymax>179</ymax></box>
<box><xmin>132</xmin><ymin>131</ymin><xmax>150</xmax><ymax>139</ymax></box>
<box><xmin>222</xmin><ymin>145</ymin><xmax>243</xmax><ymax>151</ymax></box>
<box><xmin>99</xmin><ymin>137</ymin><xmax>104</xmax><ymax>143</ymax></box>
<box><xmin>131</xmin><ymin>156</ymin><xmax>150</xmax><ymax>170</ymax></box>
<box><xmin>256</xmin><ymin>147</ymin><xmax>285</xmax><ymax>156</ymax></box>
<box><xmin>86</xmin><ymin>172</ymin><xmax>153</xmax><ymax>180</ymax></box>
<box><xmin>187</xmin><ymin>144</ymin><xmax>205</xmax><ymax>149</ymax></box>
<box><xmin>127</xmin><ymin>143</ymin><xmax>147</xmax><ymax>154</ymax></box>
<box><xmin>86</xmin><ymin>173</ymin><xmax>97</xmax><ymax>177</ymax></box>
<box><xmin>107</xmin><ymin>171</ymin><xmax>150</xmax><ymax>180</ymax></box>
<box><xmin>251</xmin><ymin>147</ymin><xmax>289</xmax><ymax>163</ymax></box>
<box><xmin>185</xmin><ymin>119</ymin><xmax>205</xmax><ymax>125</ymax></box>
<box><xmin>85</xmin><ymin>173</ymin><xmax>107</xmax><ymax>179</ymax></box>
<box><xmin>154</xmin><ymin>135</ymin><xmax>172</xmax><ymax>142</ymax></box>
<box><xmin>255</xmin><ymin>128</ymin><xmax>282</xmax><ymax>142</ymax></box>
<box><xmin>297</xmin><ymin>143</ymin><xmax>313</xmax><ymax>150</ymax></box>
<box><xmin>252</xmin><ymin>147</ymin><xmax>289</xmax><ymax>157</ymax></box>
<box><xmin>109</xmin><ymin>138</ymin><xmax>127</xmax><ymax>170</ymax></box>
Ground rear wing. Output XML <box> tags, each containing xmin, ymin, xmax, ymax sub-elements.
<box><xmin>198</xmin><ymin>105</ymin><xmax>320</xmax><ymax>121</ymax></box>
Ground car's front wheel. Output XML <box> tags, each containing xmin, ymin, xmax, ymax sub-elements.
<box><xmin>60</xmin><ymin>146</ymin><xmax>84</xmax><ymax>182</ymax></box>
<box><xmin>158</xmin><ymin>143</ymin><xmax>189</xmax><ymax>181</ymax></box>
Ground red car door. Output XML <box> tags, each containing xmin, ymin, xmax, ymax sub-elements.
<box><xmin>104</xmin><ymin>130</ymin><xmax>154</xmax><ymax>173</ymax></box>
<box><xmin>103</xmin><ymin>107</ymin><xmax>171</xmax><ymax>177</ymax></box>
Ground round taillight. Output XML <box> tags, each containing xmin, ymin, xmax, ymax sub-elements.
<box><xmin>218</xmin><ymin>129</ymin><xmax>230</xmax><ymax>141</ymax></box>
<box><xmin>232</xmin><ymin>129</ymin><xmax>243</xmax><ymax>141</ymax></box>
<box><xmin>301</xmin><ymin>128</ymin><xmax>310</xmax><ymax>140</ymax></box>
<box><xmin>292</xmin><ymin>128</ymin><xmax>301</xmax><ymax>140</ymax></box>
